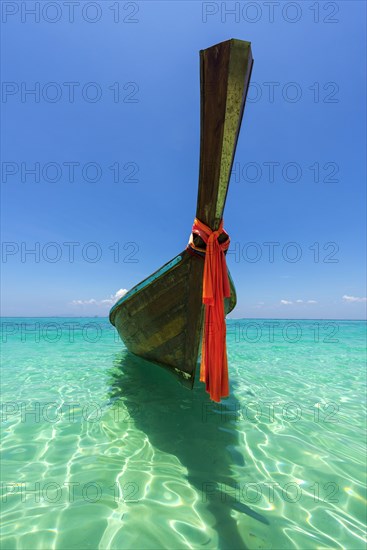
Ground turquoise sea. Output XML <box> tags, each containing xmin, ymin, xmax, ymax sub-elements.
<box><xmin>1</xmin><ymin>317</ymin><xmax>366</xmax><ymax>550</ymax></box>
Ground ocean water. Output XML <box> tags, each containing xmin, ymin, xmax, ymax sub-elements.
<box><xmin>1</xmin><ymin>317</ymin><xmax>366</xmax><ymax>550</ymax></box>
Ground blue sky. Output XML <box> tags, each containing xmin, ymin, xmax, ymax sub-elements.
<box><xmin>1</xmin><ymin>0</ymin><xmax>366</xmax><ymax>319</ymax></box>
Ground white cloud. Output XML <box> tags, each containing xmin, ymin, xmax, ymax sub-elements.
<box><xmin>281</xmin><ymin>299</ymin><xmax>317</xmax><ymax>305</ymax></box>
<box><xmin>71</xmin><ymin>299</ymin><xmax>95</xmax><ymax>306</ymax></box>
<box><xmin>116</xmin><ymin>288</ymin><xmax>128</xmax><ymax>300</ymax></box>
<box><xmin>101</xmin><ymin>288</ymin><xmax>128</xmax><ymax>305</ymax></box>
<box><xmin>71</xmin><ymin>289</ymin><xmax>127</xmax><ymax>307</ymax></box>
<box><xmin>342</xmin><ymin>295</ymin><xmax>367</xmax><ymax>303</ymax></box>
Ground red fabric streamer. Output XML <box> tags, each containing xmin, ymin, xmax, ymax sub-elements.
<box><xmin>190</xmin><ymin>218</ymin><xmax>231</xmax><ymax>402</ymax></box>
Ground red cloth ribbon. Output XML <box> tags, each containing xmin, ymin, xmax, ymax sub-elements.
<box><xmin>190</xmin><ymin>218</ymin><xmax>231</xmax><ymax>402</ymax></box>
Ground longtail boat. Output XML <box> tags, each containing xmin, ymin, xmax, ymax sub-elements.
<box><xmin>110</xmin><ymin>38</ymin><xmax>253</xmax><ymax>401</ymax></box>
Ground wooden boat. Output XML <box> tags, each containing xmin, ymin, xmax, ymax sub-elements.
<box><xmin>110</xmin><ymin>38</ymin><xmax>253</xmax><ymax>393</ymax></box>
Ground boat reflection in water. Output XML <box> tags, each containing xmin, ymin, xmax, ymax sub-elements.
<box><xmin>107</xmin><ymin>350</ymin><xmax>269</xmax><ymax>549</ymax></box>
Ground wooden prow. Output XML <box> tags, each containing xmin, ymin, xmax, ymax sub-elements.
<box><xmin>196</xmin><ymin>39</ymin><xmax>253</xmax><ymax>231</ymax></box>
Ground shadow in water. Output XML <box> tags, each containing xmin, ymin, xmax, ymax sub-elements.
<box><xmin>108</xmin><ymin>351</ymin><xmax>269</xmax><ymax>549</ymax></box>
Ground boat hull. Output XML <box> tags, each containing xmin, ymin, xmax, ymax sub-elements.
<box><xmin>110</xmin><ymin>38</ymin><xmax>253</xmax><ymax>390</ymax></box>
<box><xmin>109</xmin><ymin>250</ymin><xmax>236</xmax><ymax>387</ymax></box>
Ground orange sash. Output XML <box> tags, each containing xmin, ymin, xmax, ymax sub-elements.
<box><xmin>189</xmin><ymin>218</ymin><xmax>230</xmax><ymax>402</ymax></box>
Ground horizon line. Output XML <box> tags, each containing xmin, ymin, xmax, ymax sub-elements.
<box><xmin>0</xmin><ymin>316</ymin><xmax>366</xmax><ymax>322</ymax></box>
